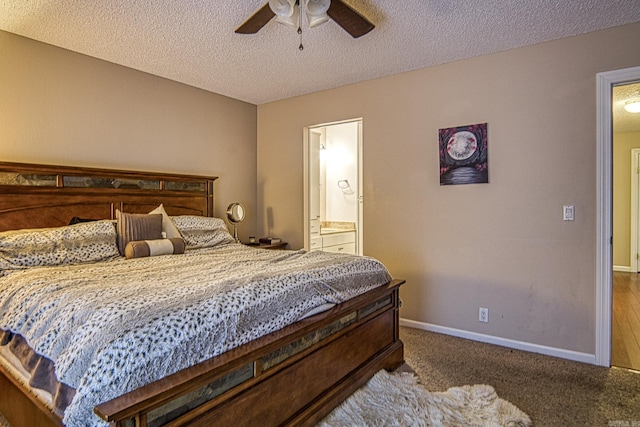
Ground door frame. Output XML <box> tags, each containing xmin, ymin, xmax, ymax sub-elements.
<box><xmin>357</xmin><ymin>120</ymin><xmax>364</xmax><ymax>254</ymax></box>
<box><xmin>596</xmin><ymin>65</ymin><xmax>640</xmax><ymax>367</ymax></box>
<box><xmin>303</xmin><ymin>118</ymin><xmax>364</xmax><ymax>254</ymax></box>
<box><xmin>631</xmin><ymin>149</ymin><xmax>640</xmax><ymax>273</ymax></box>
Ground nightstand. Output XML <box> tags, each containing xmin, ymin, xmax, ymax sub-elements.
<box><xmin>244</xmin><ymin>242</ymin><xmax>288</xmax><ymax>250</ymax></box>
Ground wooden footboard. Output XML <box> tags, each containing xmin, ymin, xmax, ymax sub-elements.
<box><xmin>94</xmin><ymin>279</ymin><xmax>404</xmax><ymax>426</ymax></box>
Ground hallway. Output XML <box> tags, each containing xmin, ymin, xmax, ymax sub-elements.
<box><xmin>612</xmin><ymin>271</ymin><xmax>640</xmax><ymax>370</ymax></box>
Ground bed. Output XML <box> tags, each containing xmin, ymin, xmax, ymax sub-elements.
<box><xmin>0</xmin><ymin>162</ymin><xmax>405</xmax><ymax>427</ymax></box>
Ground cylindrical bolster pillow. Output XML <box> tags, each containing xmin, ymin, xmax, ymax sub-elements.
<box><xmin>124</xmin><ymin>238</ymin><xmax>185</xmax><ymax>259</ymax></box>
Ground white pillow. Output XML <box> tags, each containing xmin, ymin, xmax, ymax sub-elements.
<box><xmin>149</xmin><ymin>204</ymin><xmax>182</xmax><ymax>239</ymax></box>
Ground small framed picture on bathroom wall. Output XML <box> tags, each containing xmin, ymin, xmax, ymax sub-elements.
<box><xmin>439</xmin><ymin>122</ymin><xmax>488</xmax><ymax>185</ymax></box>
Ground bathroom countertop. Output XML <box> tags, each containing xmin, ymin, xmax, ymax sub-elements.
<box><xmin>319</xmin><ymin>222</ymin><xmax>356</xmax><ymax>235</ymax></box>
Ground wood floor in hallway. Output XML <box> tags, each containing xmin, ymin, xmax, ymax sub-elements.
<box><xmin>612</xmin><ymin>271</ymin><xmax>640</xmax><ymax>370</ymax></box>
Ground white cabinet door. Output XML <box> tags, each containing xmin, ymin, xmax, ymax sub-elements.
<box><xmin>322</xmin><ymin>232</ymin><xmax>355</xmax><ymax>247</ymax></box>
<box><xmin>322</xmin><ymin>231</ymin><xmax>356</xmax><ymax>254</ymax></box>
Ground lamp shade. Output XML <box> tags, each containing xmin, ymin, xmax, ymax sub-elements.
<box><xmin>624</xmin><ymin>100</ymin><xmax>640</xmax><ymax>113</ymax></box>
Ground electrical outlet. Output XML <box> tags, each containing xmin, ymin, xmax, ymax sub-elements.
<box><xmin>563</xmin><ymin>205</ymin><xmax>575</xmax><ymax>221</ymax></box>
<box><xmin>479</xmin><ymin>307</ymin><xmax>489</xmax><ymax>323</ymax></box>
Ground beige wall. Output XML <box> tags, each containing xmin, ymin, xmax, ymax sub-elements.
<box><xmin>3</xmin><ymin>21</ymin><xmax>640</xmax><ymax>357</ymax></box>
<box><xmin>0</xmin><ymin>30</ymin><xmax>258</xmax><ymax>239</ymax></box>
<box><xmin>257</xmin><ymin>22</ymin><xmax>640</xmax><ymax>354</ymax></box>
<box><xmin>613</xmin><ymin>132</ymin><xmax>640</xmax><ymax>268</ymax></box>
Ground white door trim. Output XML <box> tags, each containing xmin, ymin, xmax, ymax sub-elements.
<box><xmin>596</xmin><ymin>65</ymin><xmax>640</xmax><ymax>367</ymax></box>
<box><xmin>357</xmin><ymin>120</ymin><xmax>364</xmax><ymax>255</ymax></box>
<box><xmin>303</xmin><ymin>127</ymin><xmax>310</xmax><ymax>251</ymax></box>
<box><xmin>631</xmin><ymin>149</ymin><xmax>640</xmax><ymax>273</ymax></box>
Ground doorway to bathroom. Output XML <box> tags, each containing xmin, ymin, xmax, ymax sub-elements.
<box><xmin>303</xmin><ymin>119</ymin><xmax>363</xmax><ymax>255</ymax></box>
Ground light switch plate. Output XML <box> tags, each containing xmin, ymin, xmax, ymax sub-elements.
<box><xmin>563</xmin><ymin>205</ymin><xmax>575</xmax><ymax>221</ymax></box>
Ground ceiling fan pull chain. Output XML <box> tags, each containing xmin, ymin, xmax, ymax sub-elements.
<box><xmin>298</xmin><ymin>0</ymin><xmax>304</xmax><ymax>50</ymax></box>
<box><xmin>298</xmin><ymin>25</ymin><xmax>304</xmax><ymax>50</ymax></box>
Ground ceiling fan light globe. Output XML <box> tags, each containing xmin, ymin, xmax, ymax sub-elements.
<box><xmin>624</xmin><ymin>100</ymin><xmax>640</xmax><ymax>113</ymax></box>
<box><xmin>305</xmin><ymin>0</ymin><xmax>331</xmax><ymax>15</ymax></box>
<box><xmin>269</xmin><ymin>0</ymin><xmax>296</xmax><ymax>17</ymax></box>
<box><xmin>275</xmin><ymin>5</ymin><xmax>299</xmax><ymax>27</ymax></box>
<box><xmin>305</xmin><ymin>0</ymin><xmax>330</xmax><ymax>28</ymax></box>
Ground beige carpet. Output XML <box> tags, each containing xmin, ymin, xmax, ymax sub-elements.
<box><xmin>401</xmin><ymin>326</ymin><xmax>640</xmax><ymax>426</ymax></box>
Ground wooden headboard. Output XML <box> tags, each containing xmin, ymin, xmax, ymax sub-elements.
<box><xmin>0</xmin><ymin>162</ymin><xmax>217</xmax><ymax>232</ymax></box>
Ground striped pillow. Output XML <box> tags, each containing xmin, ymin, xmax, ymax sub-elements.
<box><xmin>116</xmin><ymin>210</ymin><xmax>163</xmax><ymax>255</ymax></box>
<box><xmin>124</xmin><ymin>237</ymin><xmax>185</xmax><ymax>259</ymax></box>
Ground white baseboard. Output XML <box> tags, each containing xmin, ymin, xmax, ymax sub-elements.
<box><xmin>400</xmin><ymin>318</ymin><xmax>596</xmax><ymax>365</ymax></box>
<box><xmin>613</xmin><ymin>265</ymin><xmax>632</xmax><ymax>272</ymax></box>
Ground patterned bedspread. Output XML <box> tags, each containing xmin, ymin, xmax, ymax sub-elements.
<box><xmin>0</xmin><ymin>243</ymin><xmax>391</xmax><ymax>427</ymax></box>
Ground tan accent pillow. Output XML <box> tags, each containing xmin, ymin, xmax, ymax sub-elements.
<box><xmin>124</xmin><ymin>237</ymin><xmax>185</xmax><ymax>259</ymax></box>
<box><xmin>116</xmin><ymin>210</ymin><xmax>163</xmax><ymax>255</ymax></box>
<box><xmin>148</xmin><ymin>204</ymin><xmax>182</xmax><ymax>239</ymax></box>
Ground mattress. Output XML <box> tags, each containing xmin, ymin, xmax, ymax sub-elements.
<box><xmin>0</xmin><ymin>243</ymin><xmax>391</xmax><ymax>427</ymax></box>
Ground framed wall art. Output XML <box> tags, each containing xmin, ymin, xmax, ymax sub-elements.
<box><xmin>439</xmin><ymin>122</ymin><xmax>488</xmax><ymax>185</ymax></box>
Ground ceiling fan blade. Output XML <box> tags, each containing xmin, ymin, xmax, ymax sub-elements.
<box><xmin>327</xmin><ymin>0</ymin><xmax>374</xmax><ymax>38</ymax></box>
<box><xmin>235</xmin><ymin>3</ymin><xmax>276</xmax><ymax>34</ymax></box>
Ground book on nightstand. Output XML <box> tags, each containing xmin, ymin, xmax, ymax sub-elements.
<box><xmin>259</xmin><ymin>237</ymin><xmax>281</xmax><ymax>244</ymax></box>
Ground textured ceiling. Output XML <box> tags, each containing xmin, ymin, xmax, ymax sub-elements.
<box><xmin>0</xmin><ymin>0</ymin><xmax>639</xmax><ymax>106</ymax></box>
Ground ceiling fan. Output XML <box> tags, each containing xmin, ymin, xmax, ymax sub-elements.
<box><xmin>235</xmin><ymin>0</ymin><xmax>375</xmax><ymax>39</ymax></box>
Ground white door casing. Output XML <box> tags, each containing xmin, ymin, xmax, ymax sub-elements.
<box><xmin>596</xmin><ymin>65</ymin><xmax>640</xmax><ymax>367</ymax></box>
<box><xmin>631</xmin><ymin>149</ymin><xmax>640</xmax><ymax>273</ymax></box>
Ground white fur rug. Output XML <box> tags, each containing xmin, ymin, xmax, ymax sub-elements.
<box><xmin>318</xmin><ymin>370</ymin><xmax>532</xmax><ymax>427</ymax></box>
